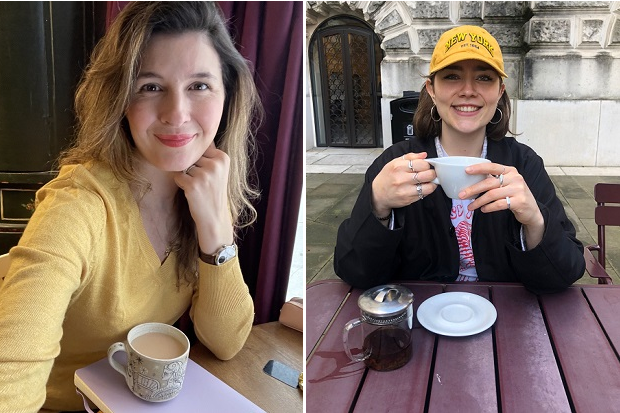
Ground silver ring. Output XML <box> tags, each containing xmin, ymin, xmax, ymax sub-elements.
<box><xmin>408</xmin><ymin>159</ymin><xmax>414</xmax><ymax>172</ymax></box>
<box><xmin>506</xmin><ymin>196</ymin><xmax>511</xmax><ymax>210</ymax></box>
<box><xmin>492</xmin><ymin>166</ymin><xmax>507</xmax><ymax>179</ymax></box>
<box><xmin>184</xmin><ymin>164</ymin><xmax>196</xmax><ymax>174</ymax></box>
<box><xmin>416</xmin><ymin>183</ymin><xmax>424</xmax><ymax>200</ymax></box>
<box><xmin>413</xmin><ymin>172</ymin><xmax>421</xmax><ymax>184</ymax></box>
<box><xmin>498</xmin><ymin>174</ymin><xmax>504</xmax><ymax>187</ymax></box>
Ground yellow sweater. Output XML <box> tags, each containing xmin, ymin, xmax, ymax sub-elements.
<box><xmin>0</xmin><ymin>163</ymin><xmax>254</xmax><ymax>412</ymax></box>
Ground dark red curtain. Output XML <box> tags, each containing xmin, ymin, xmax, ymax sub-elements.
<box><xmin>105</xmin><ymin>1</ymin><xmax>129</xmax><ymax>27</ymax></box>
<box><xmin>107</xmin><ymin>2</ymin><xmax>304</xmax><ymax>324</ymax></box>
<box><xmin>217</xmin><ymin>1</ymin><xmax>303</xmax><ymax>324</ymax></box>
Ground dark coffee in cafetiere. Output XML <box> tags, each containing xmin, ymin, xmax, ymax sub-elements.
<box><xmin>343</xmin><ymin>284</ymin><xmax>414</xmax><ymax>371</ymax></box>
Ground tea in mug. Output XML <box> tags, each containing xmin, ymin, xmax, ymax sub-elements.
<box><xmin>131</xmin><ymin>332</ymin><xmax>186</xmax><ymax>359</ymax></box>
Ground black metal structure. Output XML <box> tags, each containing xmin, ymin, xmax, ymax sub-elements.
<box><xmin>0</xmin><ymin>2</ymin><xmax>106</xmax><ymax>253</ymax></box>
<box><xmin>390</xmin><ymin>91</ymin><xmax>420</xmax><ymax>145</ymax></box>
<box><xmin>309</xmin><ymin>16</ymin><xmax>383</xmax><ymax>148</ymax></box>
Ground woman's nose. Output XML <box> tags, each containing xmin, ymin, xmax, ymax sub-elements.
<box><xmin>159</xmin><ymin>92</ymin><xmax>191</xmax><ymax>126</ymax></box>
<box><xmin>459</xmin><ymin>77</ymin><xmax>477</xmax><ymax>96</ymax></box>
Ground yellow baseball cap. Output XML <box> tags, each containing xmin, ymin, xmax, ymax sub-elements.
<box><xmin>429</xmin><ymin>25</ymin><xmax>507</xmax><ymax>78</ymax></box>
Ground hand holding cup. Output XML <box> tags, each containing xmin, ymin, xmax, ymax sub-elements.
<box><xmin>426</xmin><ymin>156</ymin><xmax>490</xmax><ymax>199</ymax></box>
<box><xmin>458</xmin><ymin>162</ymin><xmax>545</xmax><ymax>248</ymax></box>
<box><xmin>371</xmin><ymin>152</ymin><xmax>437</xmax><ymax>218</ymax></box>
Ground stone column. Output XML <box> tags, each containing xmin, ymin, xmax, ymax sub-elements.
<box><xmin>519</xmin><ymin>1</ymin><xmax>620</xmax><ymax>166</ymax></box>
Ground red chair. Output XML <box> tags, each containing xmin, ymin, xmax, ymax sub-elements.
<box><xmin>584</xmin><ymin>183</ymin><xmax>620</xmax><ymax>284</ymax></box>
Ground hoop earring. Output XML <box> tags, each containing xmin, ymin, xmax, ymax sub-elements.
<box><xmin>430</xmin><ymin>105</ymin><xmax>441</xmax><ymax>122</ymax></box>
<box><xmin>489</xmin><ymin>108</ymin><xmax>503</xmax><ymax>125</ymax></box>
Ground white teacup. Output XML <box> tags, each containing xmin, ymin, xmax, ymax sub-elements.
<box><xmin>426</xmin><ymin>156</ymin><xmax>491</xmax><ymax>199</ymax></box>
<box><xmin>108</xmin><ymin>322</ymin><xmax>190</xmax><ymax>402</ymax></box>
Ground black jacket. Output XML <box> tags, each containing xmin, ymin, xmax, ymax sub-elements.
<box><xmin>334</xmin><ymin>137</ymin><xmax>585</xmax><ymax>294</ymax></box>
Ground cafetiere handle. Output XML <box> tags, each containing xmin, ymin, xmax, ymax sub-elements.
<box><xmin>343</xmin><ymin>318</ymin><xmax>369</xmax><ymax>362</ymax></box>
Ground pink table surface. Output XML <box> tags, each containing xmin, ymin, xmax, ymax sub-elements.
<box><xmin>306</xmin><ymin>280</ymin><xmax>620</xmax><ymax>413</ymax></box>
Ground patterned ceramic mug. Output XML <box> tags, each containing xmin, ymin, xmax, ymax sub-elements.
<box><xmin>107</xmin><ymin>322</ymin><xmax>190</xmax><ymax>402</ymax></box>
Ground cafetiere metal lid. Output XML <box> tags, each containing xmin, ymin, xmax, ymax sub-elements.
<box><xmin>358</xmin><ymin>284</ymin><xmax>414</xmax><ymax>321</ymax></box>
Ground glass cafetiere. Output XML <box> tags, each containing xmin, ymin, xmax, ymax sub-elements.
<box><xmin>342</xmin><ymin>284</ymin><xmax>414</xmax><ymax>371</ymax></box>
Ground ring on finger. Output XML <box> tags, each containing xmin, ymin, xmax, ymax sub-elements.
<box><xmin>492</xmin><ymin>166</ymin><xmax>507</xmax><ymax>179</ymax></box>
<box><xmin>184</xmin><ymin>164</ymin><xmax>197</xmax><ymax>174</ymax></box>
<box><xmin>416</xmin><ymin>183</ymin><xmax>424</xmax><ymax>200</ymax></box>
<box><xmin>408</xmin><ymin>159</ymin><xmax>415</xmax><ymax>172</ymax></box>
<box><xmin>498</xmin><ymin>174</ymin><xmax>504</xmax><ymax>187</ymax></box>
<box><xmin>506</xmin><ymin>196</ymin><xmax>511</xmax><ymax>210</ymax></box>
<box><xmin>413</xmin><ymin>172</ymin><xmax>421</xmax><ymax>184</ymax></box>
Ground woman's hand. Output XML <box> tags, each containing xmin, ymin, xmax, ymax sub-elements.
<box><xmin>371</xmin><ymin>152</ymin><xmax>437</xmax><ymax>218</ymax></box>
<box><xmin>459</xmin><ymin>163</ymin><xmax>545</xmax><ymax>248</ymax></box>
<box><xmin>174</xmin><ymin>142</ymin><xmax>234</xmax><ymax>254</ymax></box>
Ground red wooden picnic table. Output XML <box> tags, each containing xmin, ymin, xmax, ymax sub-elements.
<box><xmin>306</xmin><ymin>279</ymin><xmax>620</xmax><ymax>413</ymax></box>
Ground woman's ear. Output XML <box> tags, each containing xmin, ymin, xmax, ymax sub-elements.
<box><xmin>425</xmin><ymin>79</ymin><xmax>435</xmax><ymax>102</ymax></box>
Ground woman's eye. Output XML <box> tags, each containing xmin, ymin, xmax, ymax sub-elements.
<box><xmin>478</xmin><ymin>75</ymin><xmax>493</xmax><ymax>81</ymax></box>
<box><xmin>139</xmin><ymin>84</ymin><xmax>161</xmax><ymax>92</ymax></box>
<box><xmin>191</xmin><ymin>83</ymin><xmax>209</xmax><ymax>91</ymax></box>
<box><xmin>443</xmin><ymin>74</ymin><xmax>459</xmax><ymax>80</ymax></box>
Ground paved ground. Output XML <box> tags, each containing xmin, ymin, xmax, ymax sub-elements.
<box><xmin>306</xmin><ymin>148</ymin><xmax>620</xmax><ymax>286</ymax></box>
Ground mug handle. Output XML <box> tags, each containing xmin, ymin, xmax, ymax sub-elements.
<box><xmin>427</xmin><ymin>161</ymin><xmax>439</xmax><ymax>185</ymax></box>
<box><xmin>107</xmin><ymin>342</ymin><xmax>128</xmax><ymax>378</ymax></box>
<box><xmin>342</xmin><ymin>318</ymin><xmax>369</xmax><ymax>362</ymax></box>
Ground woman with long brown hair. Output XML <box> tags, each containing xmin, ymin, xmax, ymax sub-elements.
<box><xmin>335</xmin><ymin>25</ymin><xmax>584</xmax><ymax>293</ymax></box>
<box><xmin>0</xmin><ymin>2</ymin><xmax>261</xmax><ymax>411</ymax></box>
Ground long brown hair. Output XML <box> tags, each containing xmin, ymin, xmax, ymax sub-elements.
<box><xmin>413</xmin><ymin>73</ymin><xmax>512</xmax><ymax>141</ymax></box>
<box><xmin>60</xmin><ymin>2</ymin><xmax>262</xmax><ymax>284</ymax></box>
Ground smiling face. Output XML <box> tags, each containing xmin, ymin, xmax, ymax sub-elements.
<box><xmin>426</xmin><ymin>59</ymin><xmax>505</xmax><ymax>139</ymax></box>
<box><xmin>125</xmin><ymin>31</ymin><xmax>226</xmax><ymax>172</ymax></box>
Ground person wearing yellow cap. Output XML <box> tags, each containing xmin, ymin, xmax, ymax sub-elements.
<box><xmin>334</xmin><ymin>25</ymin><xmax>585</xmax><ymax>293</ymax></box>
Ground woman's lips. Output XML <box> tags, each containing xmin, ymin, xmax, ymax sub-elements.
<box><xmin>156</xmin><ymin>134</ymin><xmax>195</xmax><ymax>147</ymax></box>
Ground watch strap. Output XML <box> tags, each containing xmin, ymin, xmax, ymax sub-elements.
<box><xmin>199</xmin><ymin>249</ymin><xmax>218</xmax><ymax>265</ymax></box>
<box><xmin>199</xmin><ymin>243</ymin><xmax>237</xmax><ymax>266</ymax></box>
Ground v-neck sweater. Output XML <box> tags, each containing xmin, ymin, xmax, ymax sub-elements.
<box><xmin>0</xmin><ymin>162</ymin><xmax>254</xmax><ymax>412</ymax></box>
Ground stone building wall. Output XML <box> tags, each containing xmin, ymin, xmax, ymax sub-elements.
<box><xmin>306</xmin><ymin>1</ymin><xmax>620</xmax><ymax>166</ymax></box>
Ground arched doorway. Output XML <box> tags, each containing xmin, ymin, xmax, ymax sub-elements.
<box><xmin>309</xmin><ymin>16</ymin><xmax>383</xmax><ymax>148</ymax></box>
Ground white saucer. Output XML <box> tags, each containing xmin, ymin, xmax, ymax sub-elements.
<box><xmin>416</xmin><ymin>292</ymin><xmax>497</xmax><ymax>337</ymax></box>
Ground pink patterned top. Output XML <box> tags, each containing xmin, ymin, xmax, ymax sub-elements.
<box><xmin>434</xmin><ymin>137</ymin><xmax>489</xmax><ymax>282</ymax></box>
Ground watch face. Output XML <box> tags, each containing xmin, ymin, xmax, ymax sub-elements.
<box><xmin>217</xmin><ymin>245</ymin><xmax>236</xmax><ymax>265</ymax></box>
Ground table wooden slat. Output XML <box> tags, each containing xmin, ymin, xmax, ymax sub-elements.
<box><xmin>306</xmin><ymin>280</ymin><xmax>352</xmax><ymax>358</ymax></box>
<box><xmin>307</xmin><ymin>288</ymin><xmax>365</xmax><ymax>413</ymax></box>
<box><xmin>353</xmin><ymin>284</ymin><xmax>443</xmax><ymax>413</ymax></box>
<box><xmin>541</xmin><ymin>288</ymin><xmax>620</xmax><ymax>412</ymax></box>
<box><xmin>427</xmin><ymin>284</ymin><xmax>497</xmax><ymax>413</ymax></box>
<box><xmin>583</xmin><ymin>286</ymin><xmax>620</xmax><ymax>353</ymax></box>
<box><xmin>492</xmin><ymin>285</ymin><xmax>570</xmax><ymax>413</ymax></box>
<box><xmin>190</xmin><ymin>322</ymin><xmax>302</xmax><ymax>413</ymax></box>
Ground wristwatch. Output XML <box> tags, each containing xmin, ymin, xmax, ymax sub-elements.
<box><xmin>199</xmin><ymin>243</ymin><xmax>237</xmax><ymax>266</ymax></box>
